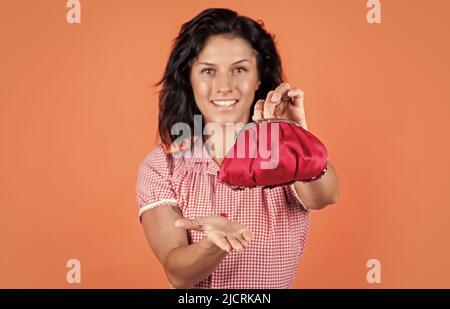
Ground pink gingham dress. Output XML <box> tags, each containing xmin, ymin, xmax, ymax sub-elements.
<box><xmin>135</xmin><ymin>138</ymin><xmax>310</xmax><ymax>289</ymax></box>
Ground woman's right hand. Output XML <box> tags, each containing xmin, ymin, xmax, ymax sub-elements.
<box><xmin>174</xmin><ymin>215</ymin><xmax>253</xmax><ymax>253</ymax></box>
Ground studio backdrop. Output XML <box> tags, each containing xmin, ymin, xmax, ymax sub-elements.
<box><xmin>1</xmin><ymin>0</ymin><xmax>449</xmax><ymax>288</ymax></box>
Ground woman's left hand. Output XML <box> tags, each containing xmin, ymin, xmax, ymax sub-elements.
<box><xmin>252</xmin><ymin>82</ymin><xmax>308</xmax><ymax>130</ymax></box>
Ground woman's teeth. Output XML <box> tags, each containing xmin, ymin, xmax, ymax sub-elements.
<box><xmin>211</xmin><ymin>100</ymin><xmax>238</xmax><ymax>106</ymax></box>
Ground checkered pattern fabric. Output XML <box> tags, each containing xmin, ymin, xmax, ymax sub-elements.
<box><xmin>135</xmin><ymin>139</ymin><xmax>310</xmax><ymax>288</ymax></box>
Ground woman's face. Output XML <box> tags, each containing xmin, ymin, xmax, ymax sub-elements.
<box><xmin>190</xmin><ymin>35</ymin><xmax>260</xmax><ymax>126</ymax></box>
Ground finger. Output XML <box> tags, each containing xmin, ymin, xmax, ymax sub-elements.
<box><xmin>242</xmin><ymin>229</ymin><xmax>253</xmax><ymax>242</ymax></box>
<box><xmin>174</xmin><ymin>218</ymin><xmax>204</xmax><ymax>231</ymax></box>
<box><xmin>231</xmin><ymin>230</ymin><xmax>250</xmax><ymax>248</ymax></box>
<box><xmin>239</xmin><ymin>233</ymin><xmax>251</xmax><ymax>247</ymax></box>
<box><xmin>272</xmin><ymin>83</ymin><xmax>293</xmax><ymax>115</ymax></box>
<box><xmin>286</xmin><ymin>87</ymin><xmax>308</xmax><ymax>129</ymax></box>
<box><xmin>236</xmin><ymin>235</ymin><xmax>249</xmax><ymax>248</ymax></box>
<box><xmin>214</xmin><ymin>236</ymin><xmax>232</xmax><ymax>253</ymax></box>
<box><xmin>286</xmin><ymin>88</ymin><xmax>304</xmax><ymax>107</ymax></box>
<box><xmin>226</xmin><ymin>236</ymin><xmax>244</xmax><ymax>251</ymax></box>
<box><xmin>263</xmin><ymin>90</ymin><xmax>277</xmax><ymax>119</ymax></box>
<box><xmin>252</xmin><ymin>99</ymin><xmax>264</xmax><ymax>121</ymax></box>
<box><xmin>272</xmin><ymin>82</ymin><xmax>292</xmax><ymax>102</ymax></box>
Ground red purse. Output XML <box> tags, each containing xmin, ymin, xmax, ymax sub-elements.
<box><xmin>218</xmin><ymin>119</ymin><xmax>328</xmax><ymax>189</ymax></box>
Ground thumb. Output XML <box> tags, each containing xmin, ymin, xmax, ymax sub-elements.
<box><xmin>174</xmin><ymin>218</ymin><xmax>205</xmax><ymax>231</ymax></box>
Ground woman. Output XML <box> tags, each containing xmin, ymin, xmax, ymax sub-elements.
<box><xmin>135</xmin><ymin>8</ymin><xmax>340</xmax><ymax>288</ymax></box>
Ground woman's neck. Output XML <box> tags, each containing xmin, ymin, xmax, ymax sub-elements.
<box><xmin>203</xmin><ymin>123</ymin><xmax>243</xmax><ymax>165</ymax></box>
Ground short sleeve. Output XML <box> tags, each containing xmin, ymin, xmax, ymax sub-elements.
<box><xmin>284</xmin><ymin>183</ymin><xmax>312</xmax><ymax>212</ymax></box>
<box><xmin>135</xmin><ymin>145</ymin><xmax>178</xmax><ymax>222</ymax></box>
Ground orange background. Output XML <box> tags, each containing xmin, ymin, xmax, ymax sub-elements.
<box><xmin>1</xmin><ymin>0</ymin><xmax>449</xmax><ymax>288</ymax></box>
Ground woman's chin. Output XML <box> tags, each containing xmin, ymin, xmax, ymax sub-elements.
<box><xmin>207</xmin><ymin>116</ymin><xmax>246</xmax><ymax>127</ymax></box>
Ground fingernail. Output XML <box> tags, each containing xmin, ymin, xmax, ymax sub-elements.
<box><xmin>271</xmin><ymin>93</ymin><xmax>279</xmax><ymax>102</ymax></box>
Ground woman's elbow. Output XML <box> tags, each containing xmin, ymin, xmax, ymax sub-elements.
<box><xmin>325</xmin><ymin>186</ymin><xmax>340</xmax><ymax>208</ymax></box>
<box><xmin>308</xmin><ymin>188</ymin><xmax>340</xmax><ymax>210</ymax></box>
<box><xmin>333</xmin><ymin>182</ymin><xmax>341</xmax><ymax>203</ymax></box>
<box><xmin>166</xmin><ymin>272</ymin><xmax>193</xmax><ymax>289</ymax></box>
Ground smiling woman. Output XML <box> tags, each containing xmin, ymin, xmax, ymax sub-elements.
<box><xmin>190</xmin><ymin>35</ymin><xmax>261</xmax><ymax>124</ymax></box>
<box><xmin>135</xmin><ymin>7</ymin><xmax>339</xmax><ymax>289</ymax></box>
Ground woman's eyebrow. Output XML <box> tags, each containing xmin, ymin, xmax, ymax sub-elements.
<box><xmin>197</xmin><ymin>59</ymin><xmax>250</xmax><ymax>66</ymax></box>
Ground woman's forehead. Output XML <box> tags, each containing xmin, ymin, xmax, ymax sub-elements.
<box><xmin>195</xmin><ymin>36</ymin><xmax>256</xmax><ymax>64</ymax></box>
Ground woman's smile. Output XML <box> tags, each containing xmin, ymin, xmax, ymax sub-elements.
<box><xmin>211</xmin><ymin>99</ymin><xmax>239</xmax><ymax>111</ymax></box>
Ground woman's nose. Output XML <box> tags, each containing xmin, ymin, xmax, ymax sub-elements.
<box><xmin>214</xmin><ymin>74</ymin><xmax>234</xmax><ymax>93</ymax></box>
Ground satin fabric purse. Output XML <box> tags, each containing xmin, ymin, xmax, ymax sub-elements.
<box><xmin>218</xmin><ymin>119</ymin><xmax>328</xmax><ymax>190</ymax></box>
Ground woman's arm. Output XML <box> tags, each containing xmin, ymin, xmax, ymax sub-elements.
<box><xmin>141</xmin><ymin>205</ymin><xmax>227</xmax><ymax>288</ymax></box>
<box><xmin>293</xmin><ymin>160</ymin><xmax>340</xmax><ymax>210</ymax></box>
<box><xmin>164</xmin><ymin>238</ymin><xmax>228</xmax><ymax>288</ymax></box>
<box><xmin>141</xmin><ymin>205</ymin><xmax>251</xmax><ymax>288</ymax></box>
<box><xmin>250</xmin><ymin>83</ymin><xmax>340</xmax><ymax>211</ymax></box>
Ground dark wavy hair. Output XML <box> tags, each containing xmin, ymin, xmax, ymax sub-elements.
<box><xmin>155</xmin><ymin>8</ymin><xmax>285</xmax><ymax>149</ymax></box>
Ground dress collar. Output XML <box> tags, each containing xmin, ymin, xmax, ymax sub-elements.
<box><xmin>169</xmin><ymin>137</ymin><xmax>219</xmax><ymax>176</ymax></box>
<box><xmin>192</xmin><ymin>137</ymin><xmax>221</xmax><ymax>176</ymax></box>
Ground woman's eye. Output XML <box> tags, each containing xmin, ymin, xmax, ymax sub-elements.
<box><xmin>235</xmin><ymin>67</ymin><xmax>247</xmax><ymax>73</ymax></box>
<box><xmin>201</xmin><ymin>68</ymin><xmax>214</xmax><ymax>74</ymax></box>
